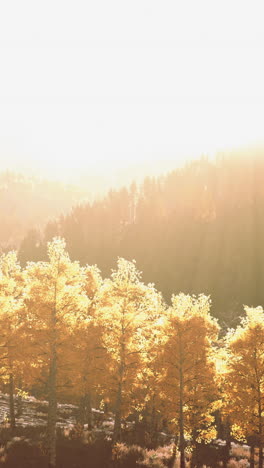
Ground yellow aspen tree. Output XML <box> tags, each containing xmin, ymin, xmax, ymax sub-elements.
<box><xmin>0</xmin><ymin>251</ymin><xmax>25</xmax><ymax>430</ymax></box>
<box><xmin>24</xmin><ymin>238</ymin><xmax>89</xmax><ymax>468</ymax></box>
<box><xmin>224</xmin><ymin>306</ymin><xmax>264</xmax><ymax>468</ymax></box>
<box><xmin>60</xmin><ymin>265</ymin><xmax>107</xmax><ymax>428</ymax></box>
<box><xmin>97</xmin><ymin>257</ymin><xmax>161</xmax><ymax>443</ymax></box>
<box><xmin>159</xmin><ymin>293</ymin><xmax>219</xmax><ymax>468</ymax></box>
<box><xmin>137</xmin><ymin>312</ymin><xmax>168</xmax><ymax>447</ymax></box>
<box><xmin>215</xmin><ymin>344</ymin><xmax>235</xmax><ymax>468</ymax></box>
<box><xmin>64</xmin><ymin>320</ymin><xmax>107</xmax><ymax>425</ymax></box>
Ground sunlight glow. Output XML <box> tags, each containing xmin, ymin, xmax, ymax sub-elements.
<box><xmin>0</xmin><ymin>0</ymin><xmax>264</xmax><ymax>182</ymax></box>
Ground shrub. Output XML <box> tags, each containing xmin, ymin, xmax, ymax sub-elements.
<box><xmin>0</xmin><ymin>427</ymin><xmax>112</xmax><ymax>468</ymax></box>
<box><xmin>56</xmin><ymin>435</ymin><xmax>112</xmax><ymax>468</ymax></box>
<box><xmin>0</xmin><ymin>438</ymin><xmax>47</xmax><ymax>468</ymax></box>
<box><xmin>138</xmin><ymin>444</ymin><xmax>175</xmax><ymax>468</ymax></box>
<box><xmin>112</xmin><ymin>443</ymin><xmax>145</xmax><ymax>468</ymax></box>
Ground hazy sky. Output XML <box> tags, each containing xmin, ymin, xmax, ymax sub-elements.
<box><xmin>0</xmin><ymin>1</ymin><xmax>264</xmax><ymax>183</ymax></box>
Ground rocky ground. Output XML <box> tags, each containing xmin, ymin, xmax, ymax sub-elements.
<box><xmin>0</xmin><ymin>394</ymin><xmax>254</xmax><ymax>467</ymax></box>
<box><xmin>0</xmin><ymin>393</ymin><xmax>78</xmax><ymax>428</ymax></box>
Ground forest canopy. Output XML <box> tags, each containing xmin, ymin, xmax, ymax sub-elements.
<box><xmin>0</xmin><ymin>171</ymin><xmax>88</xmax><ymax>250</ymax></box>
<box><xmin>17</xmin><ymin>150</ymin><xmax>264</xmax><ymax>326</ymax></box>
<box><xmin>1</xmin><ymin>237</ymin><xmax>264</xmax><ymax>468</ymax></box>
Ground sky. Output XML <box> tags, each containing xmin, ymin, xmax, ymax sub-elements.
<box><xmin>0</xmin><ymin>0</ymin><xmax>264</xmax><ymax>185</ymax></box>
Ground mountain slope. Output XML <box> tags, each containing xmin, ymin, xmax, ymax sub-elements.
<box><xmin>0</xmin><ymin>171</ymin><xmax>88</xmax><ymax>250</ymax></box>
<box><xmin>19</xmin><ymin>150</ymin><xmax>264</xmax><ymax>324</ymax></box>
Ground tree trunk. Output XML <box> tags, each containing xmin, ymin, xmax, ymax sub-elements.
<box><xmin>179</xmin><ymin>334</ymin><xmax>185</xmax><ymax>468</ymax></box>
<box><xmin>250</xmin><ymin>445</ymin><xmax>255</xmax><ymax>468</ymax></box>
<box><xmin>190</xmin><ymin>445</ymin><xmax>196</xmax><ymax>468</ymax></box>
<box><xmin>79</xmin><ymin>393</ymin><xmax>93</xmax><ymax>429</ymax></box>
<box><xmin>149</xmin><ymin>398</ymin><xmax>158</xmax><ymax>448</ymax></box>
<box><xmin>168</xmin><ymin>441</ymin><xmax>177</xmax><ymax>468</ymax></box>
<box><xmin>8</xmin><ymin>372</ymin><xmax>16</xmax><ymax>431</ymax></box>
<box><xmin>47</xmin><ymin>282</ymin><xmax>58</xmax><ymax>468</ymax></box>
<box><xmin>259</xmin><ymin>444</ymin><xmax>263</xmax><ymax>468</ymax></box>
<box><xmin>113</xmin><ymin>382</ymin><xmax>122</xmax><ymax>443</ymax></box>
<box><xmin>85</xmin><ymin>393</ymin><xmax>92</xmax><ymax>430</ymax></box>
<box><xmin>47</xmin><ymin>345</ymin><xmax>57</xmax><ymax>468</ymax></box>
<box><xmin>259</xmin><ymin>420</ymin><xmax>263</xmax><ymax>468</ymax></box>
<box><xmin>222</xmin><ymin>419</ymin><xmax>231</xmax><ymax>468</ymax></box>
<box><xmin>113</xmin><ymin>314</ymin><xmax>125</xmax><ymax>444</ymax></box>
<box><xmin>16</xmin><ymin>379</ymin><xmax>23</xmax><ymax>418</ymax></box>
<box><xmin>190</xmin><ymin>429</ymin><xmax>198</xmax><ymax>468</ymax></box>
<box><xmin>258</xmin><ymin>398</ymin><xmax>263</xmax><ymax>468</ymax></box>
<box><xmin>78</xmin><ymin>396</ymin><xmax>85</xmax><ymax>424</ymax></box>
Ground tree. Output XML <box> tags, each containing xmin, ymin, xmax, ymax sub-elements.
<box><xmin>136</xmin><ymin>312</ymin><xmax>168</xmax><ymax>447</ymax></box>
<box><xmin>224</xmin><ymin>306</ymin><xmax>264</xmax><ymax>468</ymax></box>
<box><xmin>97</xmin><ymin>258</ymin><xmax>161</xmax><ymax>443</ymax></box>
<box><xmin>24</xmin><ymin>238</ymin><xmax>89</xmax><ymax>468</ymax></box>
<box><xmin>20</xmin><ymin>151</ymin><xmax>264</xmax><ymax>327</ymax></box>
<box><xmin>0</xmin><ymin>251</ymin><xmax>25</xmax><ymax>430</ymax></box>
<box><xmin>159</xmin><ymin>293</ymin><xmax>219</xmax><ymax>468</ymax></box>
<box><xmin>61</xmin><ymin>265</ymin><xmax>107</xmax><ymax>428</ymax></box>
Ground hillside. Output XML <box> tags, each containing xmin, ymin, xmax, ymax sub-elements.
<box><xmin>0</xmin><ymin>393</ymin><xmax>253</xmax><ymax>468</ymax></box>
<box><xmin>18</xmin><ymin>150</ymin><xmax>264</xmax><ymax>325</ymax></box>
<box><xmin>0</xmin><ymin>172</ymin><xmax>88</xmax><ymax>250</ymax></box>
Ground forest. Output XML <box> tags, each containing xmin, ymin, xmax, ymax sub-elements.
<box><xmin>0</xmin><ymin>171</ymin><xmax>87</xmax><ymax>250</ymax></box>
<box><xmin>1</xmin><ymin>0</ymin><xmax>263</xmax><ymax>465</ymax></box>
<box><xmin>17</xmin><ymin>151</ymin><xmax>264</xmax><ymax>327</ymax></box>
<box><xmin>0</xmin><ymin>236</ymin><xmax>263</xmax><ymax>467</ymax></box>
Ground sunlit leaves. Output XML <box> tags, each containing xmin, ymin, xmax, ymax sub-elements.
<box><xmin>159</xmin><ymin>294</ymin><xmax>219</xmax><ymax>441</ymax></box>
<box><xmin>97</xmin><ymin>258</ymin><xmax>162</xmax><ymax>438</ymax></box>
<box><xmin>224</xmin><ymin>306</ymin><xmax>264</xmax><ymax>445</ymax></box>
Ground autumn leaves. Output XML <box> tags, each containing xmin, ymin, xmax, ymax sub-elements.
<box><xmin>223</xmin><ymin>308</ymin><xmax>264</xmax><ymax>468</ymax></box>
<box><xmin>0</xmin><ymin>238</ymin><xmax>264</xmax><ymax>468</ymax></box>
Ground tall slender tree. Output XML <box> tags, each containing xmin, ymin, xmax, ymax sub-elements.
<box><xmin>24</xmin><ymin>238</ymin><xmax>89</xmax><ymax>468</ymax></box>
<box><xmin>61</xmin><ymin>265</ymin><xmax>107</xmax><ymax>428</ymax></box>
<box><xmin>224</xmin><ymin>306</ymin><xmax>264</xmax><ymax>468</ymax></box>
<box><xmin>159</xmin><ymin>293</ymin><xmax>219</xmax><ymax>468</ymax></box>
<box><xmin>97</xmin><ymin>258</ymin><xmax>161</xmax><ymax>443</ymax></box>
<box><xmin>0</xmin><ymin>251</ymin><xmax>25</xmax><ymax>430</ymax></box>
